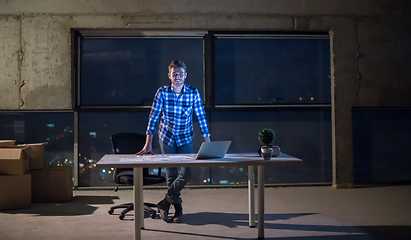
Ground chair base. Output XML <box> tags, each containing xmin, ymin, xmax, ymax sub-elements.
<box><xmin>108</xmin><ymin>202</ymin><xmax>157</xmax><ymax>220</ymax></box>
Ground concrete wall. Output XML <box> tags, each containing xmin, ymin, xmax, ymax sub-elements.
<box><xmin>1</xmin><ymin>0</ymin><xmax>411</xmax><ymax>187</ymax></box>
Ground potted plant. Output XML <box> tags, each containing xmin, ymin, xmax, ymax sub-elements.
<box><xmin>258</xmin><ymin>128</ymin><xmax>280</xmax><ymax>160</ymax></box>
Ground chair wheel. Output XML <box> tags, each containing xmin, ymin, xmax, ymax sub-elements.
<box><xmin>119</xmin><ymin>214</ymin><xmax>125</xmax><ymax>220</ymax></box>
<box><xmin>108</xmin><ymin>209</ymin><xmax>114</xmax><ymax>214</ymax></box>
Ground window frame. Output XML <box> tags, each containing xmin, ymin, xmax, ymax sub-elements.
<box><xmin>71</xmin><ymin>29</ymin><xmax>332</xmax><ymax>187</ymax></box>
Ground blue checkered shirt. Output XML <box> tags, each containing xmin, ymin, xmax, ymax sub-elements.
<box><xmin>146</xmin><ymin>83</ymin><xmax>211</xmax><ymax>147</ymax></box>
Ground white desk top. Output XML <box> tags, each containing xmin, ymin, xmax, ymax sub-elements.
<box><xmin>96</xmin><ymin>152</ymin><xmax>303</xmax><ymax>168</ymax></box>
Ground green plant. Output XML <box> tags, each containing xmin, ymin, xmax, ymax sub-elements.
<box><xmin>258</xmin><ymin>128</ymin><xmax>275</xmax><ymax>147</ymax></box>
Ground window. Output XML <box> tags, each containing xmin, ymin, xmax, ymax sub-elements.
<box><xmin>209</xmin><ymin>110</ymin><xmax>331</xmax><ymax>184</ymax></box>
<box><xmin>0</xmin><ymin>112</ymin><xmax>74</xmax><ymax>168</ymax></box>
<box><xmin>214</xmin><ymin>35</ymin><xmax>331</xmax><ymax>105</ymax></box>
<box><xmin>77</xmin><ymin>111</ymin><xmax>209</xmax><ymax>186</ymax></box>
<box><xmin>353</xmin><ymin>109</ymin><xmax>411</xmax><ymax>183</ymax></box>
<box><xmin>80</xmin><ymin>38</ymin><xmax>204</xmax><ymax>106</ymax></box>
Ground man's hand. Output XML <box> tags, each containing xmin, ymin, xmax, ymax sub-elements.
<box><xmin>136</xmin><ymin>145</ymin><xmax>153</xmax><ymax>155</ymax></box>
<box><xmin>204</xmin><ymin>137</ymin><xmax>211</xmax><ymax>142</ymax></box>
<box><xmin>136</xmin><ymin>135</ymin><xmax>154</xmax><ymax>155</ymax></box>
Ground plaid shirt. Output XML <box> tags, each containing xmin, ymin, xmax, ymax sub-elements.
<box><xmin>146</xmin><ymin>83</ymin><xmax>211</xmax><ymax>147</ymax></box>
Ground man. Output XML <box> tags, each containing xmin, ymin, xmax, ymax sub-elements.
<box><xmin>137</xmin><ymin>60</ymin><xmax>211</xmax><ymax>223</ymax></box>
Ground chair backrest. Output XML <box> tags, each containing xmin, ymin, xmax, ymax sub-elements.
<box><xmin>111</xmin><ymin>132</ymin><xmax>146</xmax><ymax>154</ymax></box>
<box><xmin>110</xmin><ymin>132</ymin><xmax>148</xmax><ymax>182</ymax></box>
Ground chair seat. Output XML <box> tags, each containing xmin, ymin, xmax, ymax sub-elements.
<box><xmin>118</xmin><ymin>173</ymin><xmax>166</xmax><ymax>186</ymax></box>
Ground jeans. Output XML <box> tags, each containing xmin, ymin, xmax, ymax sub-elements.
<box><xmin>159</xmin><ymin>139</ymin><xmax>193</xmax><ymax>204</ymax></box>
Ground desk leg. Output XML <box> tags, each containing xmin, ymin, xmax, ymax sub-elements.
<box><xmin>133</xmin><ymin>167</ymin><xmax>143</xmax><ymax>240</ymax></box>
<box><xmin>248</xmin><ymin>166</ymin><xmax>255</xmax><ymax>228</ymax></box>
<box><xmin>258</xmin><ymin>165</ymin><xmax>265</xmax><ymax>239</ymax></box>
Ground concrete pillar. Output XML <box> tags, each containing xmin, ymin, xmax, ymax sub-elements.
<box><xmin>0</xmin><ymin>16</ymin><xmax>21</xmax><ymax>109</ymax></box>
<box><xmin>20</xmin><ymin>16</ymin><xmax>72</xmax><ymax>109</ymax></box>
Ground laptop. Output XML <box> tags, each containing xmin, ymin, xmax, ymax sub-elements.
<box><xmin>194</xmin><ymin>141</ymin><xmax>231</xmax><ymax>159</ymax></box>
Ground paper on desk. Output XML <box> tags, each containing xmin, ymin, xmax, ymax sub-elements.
<box><xmin>120</xmin><ymin>154</ymin><xmax>190</xmax><ymax>162</ymax></box>
<box><xmin>120</xmin><ymin>155</ymin><xmax>144</xmax><ymax>162</ymax></box>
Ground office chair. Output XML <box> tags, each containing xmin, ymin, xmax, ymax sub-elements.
<box><xmin>107</xmin><ymin>132</ymin><xmax>166</xmax><ymax>220</ymax></box>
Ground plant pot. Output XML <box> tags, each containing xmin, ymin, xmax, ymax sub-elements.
<box><xmin>261</xmin><ymin>146</ymin><xmax>273</xmax><ymax>160</ymax></box>
<box><xmin>258</xmin><ymin>146</ymin><xmax>281</xmax><ymax>159</ymax></box>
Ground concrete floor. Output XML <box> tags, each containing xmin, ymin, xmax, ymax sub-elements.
<box><xmin>1</xmin><ymin>185</ymin><xmax>411</xmax><ymax>240</ymax></box>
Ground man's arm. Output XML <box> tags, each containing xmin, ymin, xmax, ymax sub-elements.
<box><xmin>146</xmin><ymin>89</ymin><xmax>163</xmax><ymax>135</ymax></box>
<box><xmin>136</xmin><ymin>88</ymin><xmax>163</xmax><ymax>155</ymax></box>
<box><xmin>193</xmin><ymin>89</ymin><xmax>211</xmax><ymax>139</ymax></box>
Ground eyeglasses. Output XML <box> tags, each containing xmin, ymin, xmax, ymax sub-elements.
<box><xmin>171</xmin><ymin>73</ymin><xmax>185</xmax><ymax>78</ymax></box>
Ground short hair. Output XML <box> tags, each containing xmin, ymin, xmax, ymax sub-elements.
<box><xmin>168</xmin><ymin>60</ymin><xmax>187</xmax><ymax>72</ymax></box>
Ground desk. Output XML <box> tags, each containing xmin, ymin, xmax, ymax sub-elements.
<box><xmin>96</xmin><ymin>152</ymin><xmax>302</xmax><ymax>240</ymax></box>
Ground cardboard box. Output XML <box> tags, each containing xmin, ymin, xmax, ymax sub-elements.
<box><xmin>30</xmin><ymin>166</ymin><xmax>73</xmax><ymax>203</ymax></box>
<box><xmin>0</xmin><ymin>174</ymin><xmax>31</xmax><ymax>211</ymax></box>
<box><xmin>0</xmin><ymin>140</ymin><xmax>16</xmax><ymax>146</ymax></box>
<box><xmin>0</xmin><ymin>146</ymin><xmax>37</xmax><ymax>175</ymax></box>
<box><xmin>18</xmin><ymin>143</ymin><xmax>47</xmax><ymax>170</ymax></box>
